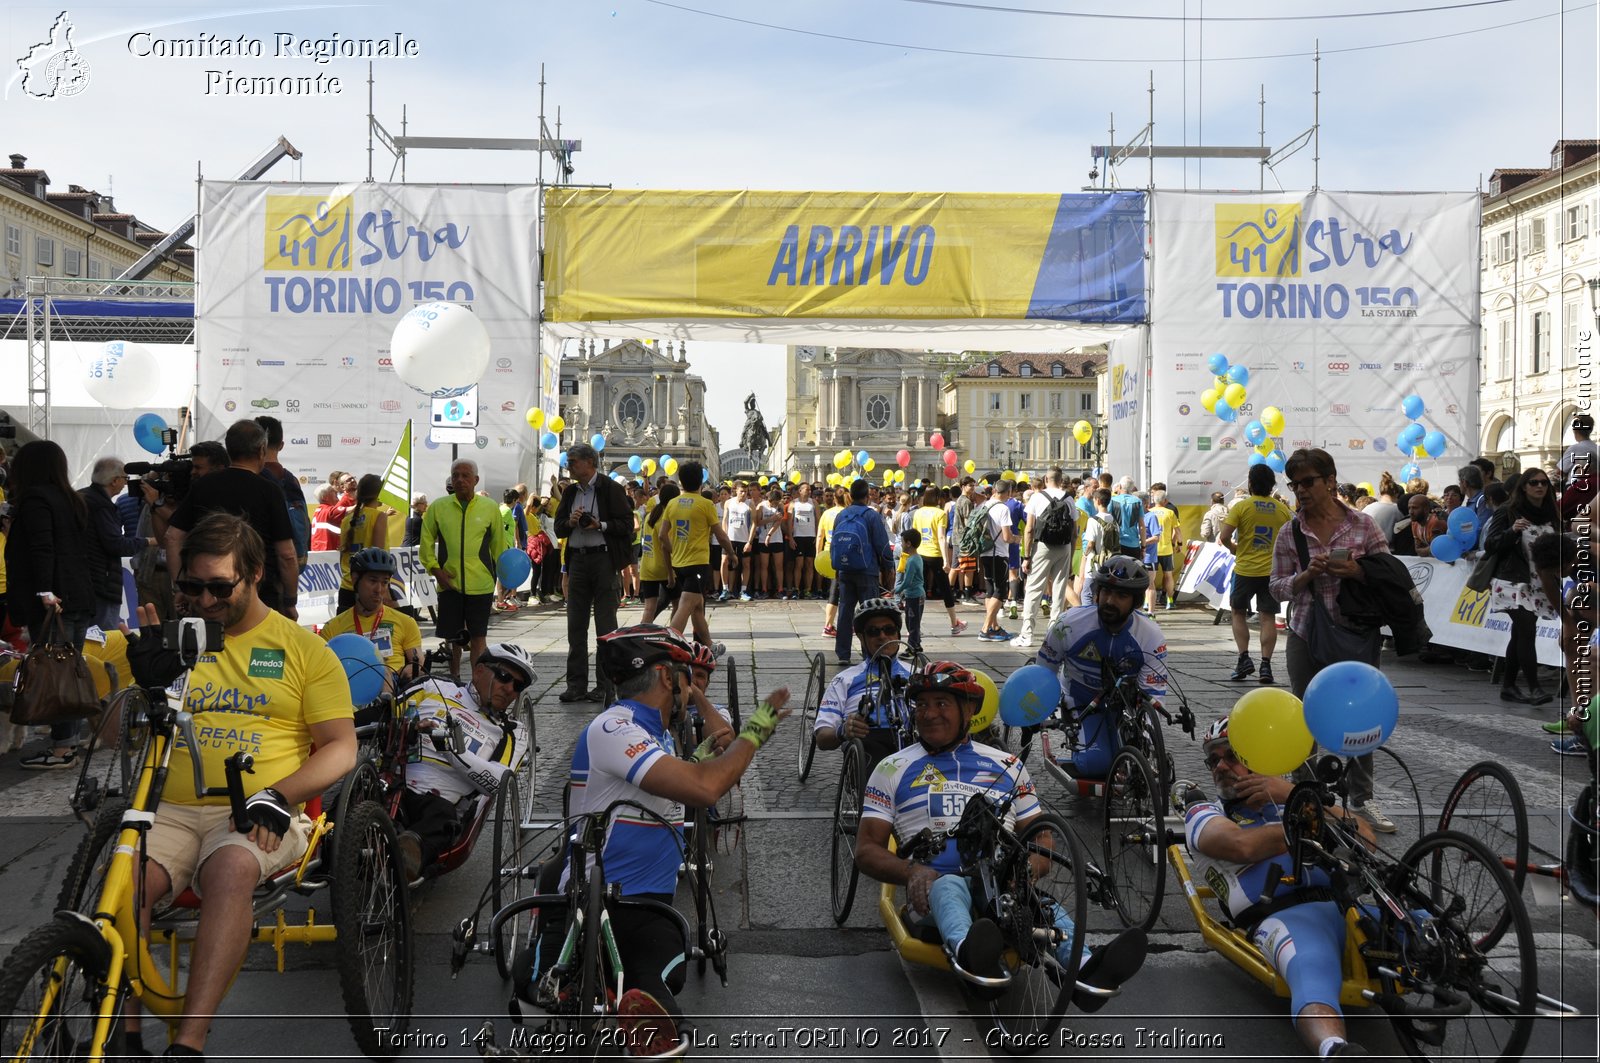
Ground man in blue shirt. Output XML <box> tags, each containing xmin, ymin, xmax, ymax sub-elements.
<box><xmin>1107</xmin><ymin>478</ymin><xmax>1146</xmax><ymax>559</ymax></box>
<box><xmin>831</xmin><ymin>479</ymin><xmax>893</xmax><ymax>666</ymax></box>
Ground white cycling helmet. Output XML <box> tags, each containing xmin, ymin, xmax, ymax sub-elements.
<box><xmin>476</xmin><ymin>642</ymin><xmax>536</xmax><ymax>687</ymax></box>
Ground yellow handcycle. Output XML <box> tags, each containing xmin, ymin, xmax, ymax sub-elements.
<box><xmin>0</xmin><ymin>670</ymin><xmax>413</xmax><ymax>1062</ymax></box>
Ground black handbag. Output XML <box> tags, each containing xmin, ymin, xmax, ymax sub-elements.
<box><xmin>10</xmin><ymin>613</ymin><xmax>99</xmax><ymax>726</ymax></box>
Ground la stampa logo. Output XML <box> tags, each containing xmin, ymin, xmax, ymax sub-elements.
<box><xmin>17</xmin><ymin>11</ymin><xmax>90</xmax><ymax>98</ymax></box>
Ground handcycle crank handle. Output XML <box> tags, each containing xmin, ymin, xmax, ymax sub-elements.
<box><xmin>223</xmin><ymin>752</ymin><xmax>255</xmax><ymax>834</ymax></box>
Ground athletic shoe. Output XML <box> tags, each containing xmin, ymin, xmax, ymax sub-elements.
<box><xmin>954</xmin><ymin>918</ymin><xmax>1004</xmax><ymax>978</ymax></box>
<box><xmin>715</xmin><ymin>591</ymin><xmax>729</xmax><ymax>603</ymax></box>
<box><xmin>1258</xmin><ymin>660</ymin><xmax>1274</xmax><ymax>686</ymax></box>
<box><xmin>1164</xmin><ymin>601</ymin><xmax>1175</xmax><ymax>611</ymax></box>
<box><xmin>1008</xmin><ymin>636</ymin><xmax>1034</xmax><ymax>649</ymax></box>
<box><xmin>1070</xmin><ymin>927</ymin><xmax>1149</xmax><ymax>1012</ymax></box>
<box><xmin>20</xmin><ymin>749</ymin><xmax>77</xmax><ymax>770</ymax></box>
<box><xmin>1228</xmin><ymin>655</ymin><xmax>1256</xmax><ymax>682</ymax></box>
<box><xmin>1552</xmin><ymin>736</ymin><xmax>1586</xmax><ymax>756</ymax></box>
<box><xmin>950</xmin><ymin>620</ymin><xmax>969</xmax><ymax>636</ymax></box>
<box><xmin>1542</xmin><ymin>720</ymin><xmax>1573</xmax><ymax>735</ymax></box>
<box><xmin>710</xmin><ymin>642</ymin><xmax>727</xmax><ymax>659</ymax></box>
<box><xmin>739</xmin><ymin>593</ymin><xmax>752</xmax><ymax>602</ymax></box>
<box><xmin>616</xmin><ymin>989</ymin><xmax>680</xmax><ymax>1057</ymax></box>
<box><xmin>822</xmin><ymin>624</ymin><xmax>837</xmax><ymax>637</ymax></box>
<box><xmin>1352</xmin><ymin>800</ymin><xmax>1397</xmax><ymax>834</ymax></box>
<box><xmin>980</xmin><ymin>627</ymin><xmax>1012</xmax><ymax>642</ymax></box>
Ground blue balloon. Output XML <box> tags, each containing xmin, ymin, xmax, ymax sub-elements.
<box><xmin>1429</xmin><ymin>533</ymin><xmax>1463</xmax><ymax>563</ymax></box>
<box><xmin>590</xmin><ymin>433</ymin><xmax>606</xmax><ymax>452</ymax></box>
<box><xmin>856</xmin><ymin>449</ymin><xmax>870</xmax><ymax>466</ymax></box>
<box><xmin>1446</xmin><ymin>506</ymin><xmax>1477</xmax><ymax>541</ymax></box>
<box><xmin>1402</xmin><ymin>394</ymin><xmax>1426</xmax><ymax>420</ymax></box>
<box><xmin>660</xmin><ymin>454</ymin><xmax>672</xmax><ymax>469</ymax></box>
<box><xmin>1244</xmin><ymin>420</ymin><xmax>1266</xmax><ymax>445</ymax></box>
<box><xmin>999</xmin><ymin>664</ymin><xmax>1062</xmax><ymax>727</ymax></box>
<box><xmin>1215</xmin><ymin>397</ymin><xmax>1238</xmax><ymax>422</ymax></box>
<box><xmin>559</xmin><ymin>450</ymin><xmax>569</xmax><ymax>468</ymax></box>
<box><xmin>326</xmin><ymin>633</ymin><xmax>385</xmax><ymax>707</ymax></box>
<box><xmin>1398</xmin><ymin>422</ymin><xmax>1425</xmax><ymax>449</ymax></box>
<box><xmin>628</xmin><ymin>454</ymin><xmax>643</xmax><ymax>474</ymax></box>
<box><xmin>1266</xmin><ymin>450</ymin><xmax>1287</xmax><ymax>473</ymax></box>
<box><xmin>1248</xmin><ymin>452</ymin><xmax>1267</xmax><ymax>467</ymax></box>
<box><xmin>1422</xmin><ymin>430</ymin><xmax>1447</xmax><ymax>459</ymax></box>
<box><xmin>1303</xmin><ymin>661</ymin><xmax>1399</xmax><ymax>756</ymax></box>
<box><xmin>1399</xmin><ymin>463</ymin><xmax>1421</xmax><ymax>483</ymax></box>
<box><xmin>541</xmin><ymin>431</ymin><xmax>559</xmax><ymax>450</ymax></box>
<box><xmin>497</xmin><ymin>547</ymin><xmax>532</xmax><ymax>588</ymax></box>
<box><xmin>1226</xmin><ymin>364</ymin><xmax>1250</xmax><ymax>386</ymax></box>
<box><xmin>1207</xmin><ymin>353</ymin><xmax>1230</xmax><ymax>376</ymax></box>
<box><xmin>133</xmin><ymin>413</ymin><xmax>168</xmax><ymax>455</ymax></box>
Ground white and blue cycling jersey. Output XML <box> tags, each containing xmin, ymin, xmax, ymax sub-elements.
<box><xmin>1183</xmin><ymin>798</ymin><xmax>1333</xmax><ymax>920</ymax></box>
<box><xmin>862</xmin><ymin>738</ymin><xmax>1040</xmax><ymax>876</ymax></box>
<box><xmin>566</xmin><ymin>699</ymin><xmax>684</xmax><ymax>896</ymax></box>
<box><xmin>816</xmin><ymin>657</ymin><xmax>913</xmax><ymax>734</ymax></box>
<box><xmin>1034</xmin><ymin>605</ymin><xmax>1168</xmax><ymax>775</ymax></box>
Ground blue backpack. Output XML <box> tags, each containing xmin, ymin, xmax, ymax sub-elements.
<box><xmin>830</xmin><ymin>506</ymin><xmax>876</xmax><ymax>573</ymax></box>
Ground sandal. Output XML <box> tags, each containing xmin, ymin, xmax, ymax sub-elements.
<box><xmin>21</xmin><ymin>749</ymin><xmax>77</xmax><ymax>770</ymax></box>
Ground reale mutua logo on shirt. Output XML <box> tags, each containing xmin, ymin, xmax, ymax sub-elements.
<box><xmin>248</xmin><ymin>648</ymin><xmax>287</xmax><ymax>680</ymax></box>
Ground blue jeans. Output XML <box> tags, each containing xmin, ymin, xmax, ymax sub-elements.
<box><xmin>928</xmin><ymin>872</ymin><xmax>1077</xmax><ymax>970</ymax></box>
<box><xmin>834</xmin><ymin>571</ymin><xmax>880</xmax><ymax>662</ymax></box>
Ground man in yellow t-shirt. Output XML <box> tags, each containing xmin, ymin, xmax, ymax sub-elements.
<box><xmin>910</xmin><ymin>485</ymin><xmax>967</xmax><ymax>638</ymax></box>
<box><xmin>1146</xmin><ymin>488</ymin><xmax>1182</xmax><ymax>612</ymax></box>
<box><xmin>637</xmin><ymin>488</ymin><xmax>678</xmax><ymax>624</ymax></box>
<box><xmin>123</xmin><ymin>513</ymin><xmax>355</xmax><ymax>1059</ymax></box>
<box><xmin>319</xmin><ymin>547</ymin><xmax>423</xmax><ymax>691</ymax></box>
<box><xmin>1218</xmin><ymin>464</ymin><xmax>1294</xmax><ymax>686</ymax></box>
<box><xmin>667</xmin><ymin>461</ymin><xmax>739</xmax><ymax>649</ymax></box>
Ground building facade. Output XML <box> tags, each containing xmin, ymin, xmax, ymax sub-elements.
<box><xmin>941</xmin><ymin>351</ymin><xmax>1107</xmax><ymax>476</ymax></box>
<box><xmin>1479</xmin><ymin>139</ymin><xmax>1599</xmax><ymax>475</ymax></box>
<box><xmin>779</xmin><ymin>345</ymin><xmax>950</xmax><ymax>482</ymax></box>
<box><xmin>558</xmin><ymin>338</ymin><xmax>721</xmax><ymax>480</ymax></box>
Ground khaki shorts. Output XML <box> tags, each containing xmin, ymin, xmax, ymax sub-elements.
<box><xmin>144</xmin><ymin>801</ymin><xmax>313</xmax><ymax>901</ymax></box>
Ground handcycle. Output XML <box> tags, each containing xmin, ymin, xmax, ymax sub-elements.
<box><xmin>792</xmin><ymin>649</ymin><xmax>829</xmax><ymax>782</ymax></box>
<box><xmin>1015</xmin><ymin>666</ymin><xmax>1196</xmax><ymax>931</ymax></box>
<box><xmin>1168</xmin><ymin>754</ymin><xmax>1547</xmax><ymax>1061</ymax></box>
<box><xmin>876</xmin><ymin>785</ymin><xmax>1102</xmax><ymax>1055</ymax></box>
<box><xmin>0</xmin><ymin>645</ymin><xmax>413</xmax><ymax>1062</ymax></box>
<box><xmin>454</xmin><ymin>800</ymin><xmax>695</xmax><ymax>1060</ymax></box>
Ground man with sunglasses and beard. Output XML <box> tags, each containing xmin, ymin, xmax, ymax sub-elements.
<box><xmin>390</xmin><ymin>641</ymin><xmax>537</xmax><ymax>880</ymax></box>
<box><xmin>122</xmin><ymin>514</ymin><xmax>356</xmax><ymax>1061</ymax></box>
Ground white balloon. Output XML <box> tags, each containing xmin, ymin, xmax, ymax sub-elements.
<box><xmin>388</xmin><ymin>302</ymin><xmax>491</xmax><ymax>397</ymax></box>
<box><xmin>85</xmin><ymin>340</ymin><xmax>159</xmax><ymax>409</ymax></box>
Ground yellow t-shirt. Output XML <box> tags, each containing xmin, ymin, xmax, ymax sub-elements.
<box><xmin>1224</xmin><ymin>495</ymin><xmax>1294</xmax><ymax>577</ymax></box>
<box><xmin>171</xmin><ymin>609</ymin><xmax>353</xmax><ymax>807</ymax></box>
<box><xmin>1153</xmin><ymin>506</ymin><xmax>1178</xmax><ymax>557</ymax></box>
<box><xmin>338</xmin><ymin>503</ymin><xmax>383</xmax><ymax>591</ymax></box>
<box><xmin>667</xmin><ymin>493</ymin><xmax>721</xmax><ymax>569</ymax></box>
<box><xmin>817</xmin><ymin>505</ymin><xmax>842</xmax><ymax>557</ymax></box>
<box><xmin>319</xmin><ymin>605</ymin><xmax>422</xmax><ymax>674</ymax></box>
<box><xmin>638</xmin><ymin>507</ymin><xmax>673</xmax><ymax>582</ymax></box>
<box><xmin>911</xmin><ymin>506</ymin><xmax>947</xmax><ymax>559</ymax></box>
<box><xmin>83</xmin><ymin>628</ymin><xmax>132</xmax><ymax>699</ymax></box>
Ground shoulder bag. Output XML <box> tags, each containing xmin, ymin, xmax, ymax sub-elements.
<box><xmin>1291</xmin><ymin>521</ymin><xmax>1381</xmax><ymax>668</ymax></box>
<box><xmin>10</xmin><ymin>613</ymin><xmax>100</xmax><ymax>726</ymax></box>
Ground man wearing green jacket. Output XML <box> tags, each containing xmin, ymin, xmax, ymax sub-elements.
<box><xmin>419</xmin><ymin>459</ymin><xmax>508</xmax><ymax>680</ymax></box>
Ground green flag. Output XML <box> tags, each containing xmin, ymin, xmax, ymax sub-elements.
<box><xmin>379</xmin><ymin>420</ymin><xmax>411</xmax><ymax>513</ymax></box>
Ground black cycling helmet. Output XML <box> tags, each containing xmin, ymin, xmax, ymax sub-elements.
<box><xmin>598</xmin><ymin>624</ymin><xmax>697</xmax><ymax>684</ymax></box>
<box><xmin>1096</xmin><ymin>555</ymin><xmax>1150</xmax><ymax>594</ymax></box>
<box><xmin>852</xmin><ymin>596</ymin><xmax>903</xmax><ymax>635</ymax></box>
<box><xmin>350</xmin><ymin>547</ymin><xmax>399</xmax><ymax>578</ymax></box>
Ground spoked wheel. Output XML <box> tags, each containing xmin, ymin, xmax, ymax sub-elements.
<box><xmin>830</xmin><ymin>739</ymin><xmax>867</xmax><ymax>924</ymax></box>
<box><xmin>1375</xmin><ymin>746</ymin><xmax>1428</xmax><ymax>852</ymax></box>
<box><xmin>329</xmin><ymin>760</ymin><xmax>385</xmax><ymax>867</ymax></box>
<box><xmin>56</xmin><ymin>798</ymin><xmax>129</xmax><ymax>914</ymax></box>
<box><xmin>725</xmin><ymin>652</ymin><xmax>742</xmax><ymax>734</ymax></box>
<box><xmin>1564</xmin><ymin>782</ymin><xmax>1599</xmax><ymax>908</ymax></box>
<box><xmin>114</xmin><ymin>687</ymin><xmax>152</xmax><ymax>801</ymax></box>
<box><xmin>1438</xmin><ymin>760</ymin><xmax>1529</xmax><ymax>932</ymax></box>
<box><xmin>492</xmin><ymin>774</ymin><xmax>526</xmax><ymax>980</ymax></box>
<box><xmin>0</xmin><ymin>916</ymin><xmax>115</xmax><ymax>1062</ymax></box>
<box><xmin>1118</xmin><ymin>699</ymin><xmax>1170</xmax><ymax>794</ymax></box>
<box><xmin>986</xmin><ymin>814</ymin><xmax>1088</xmax><ymax>1054</ymax></box>
<box><xmin>1382</xmin><ymin>830</ymin><xmax>1536</xmax><ymax>1063</ymax></box>
<box><xmin>797</xmin><ymin>651</ymin><xmax>824</xmax><ymax>782</ymax></box>
<box><xmin>332</xmin><ymin>801</ymin><xmax>414</xmax><ymax>1062</ymax></box>
<box><xmin>573</xmin><ymin>873</ymin><xmax>612</xmax><ymax>1047</ymax></box>
<box><xmin>1101</xmin><ymin>748</ymin><xmax>1166</xmax><ymax>932</ymax></box>
<box><xmin>516</xmin><ymin>690</ymin><xmax>538</xmax><ymax>826</ymax></box>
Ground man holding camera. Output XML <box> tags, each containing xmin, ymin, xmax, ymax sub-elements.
<box><xmin>554</xmin><ymin>442</ymin><xmax>633</xmax><ymax>703</ymax></box>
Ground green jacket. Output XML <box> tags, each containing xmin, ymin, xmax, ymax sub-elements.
<box><xmin>419</xmin><ymin>493</ymin><xmax>507</xmax><ymax>596</ymax></box>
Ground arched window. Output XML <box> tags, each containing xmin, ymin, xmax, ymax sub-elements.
<box><xmin>616</xmin><ymin>392</ymin><xmax>646</xmax><ymax>427</ymax></box>
<box><xmin>865</xmin><ymin>394</ymin><xmax>892</xmax><ymax>430</ymax></box>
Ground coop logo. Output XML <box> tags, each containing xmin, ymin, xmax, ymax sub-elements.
<box><xmin>1348</xmin><ymin>439</ymin><xmax>1366</xmax><ymax>451</ymax></box>
<box><xmin>1358</xmin><ymin>362</ymin><xmax>1383</xmax><ymax>371</ymax></box>
<box><xmin>15</xmin><ymin>11</ymin><xmax>90</xmax><ymax>99</ymax></box>
<box><xmin>261</xmin><ymin>194</ymin><xmax>471</xmax><ymax>271</ymax></box>
<box><xmin>377</xmin><ymin>357</ymin><xmax>393</xmax><ymax>370</ymax></box>
<box><xmin>256</xmin><ymin>359</ymin><xmax>285</xmax><ymax>367</ymax></box>
<box><xmin>1326</xmin><ymin>362</ymin><xmax>1350</xmax><ymax>375</ymax></box>
<box><xmin>1215</xmin><ymin>203</ymin><xmax>1303</xmax><ymax>277</ymax></box>
<box><xmin>1177</xmin><ymin>403</ymin><xmax>1191</xmax><ymax>416</ymax></box>
<box><xmin>380</xmin><ymin>400</ymin><xmax>401</xmax><ymax>412</ymax></box>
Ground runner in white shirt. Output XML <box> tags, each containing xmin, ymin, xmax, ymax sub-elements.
<box><xmin>1013</xmin><ymin>467</ymin><xmax>1078</xmax><ymax>648</ymax></box>
<box><xmin>789</xmin><ymin>486</ymin><xmax>818</xmax><ymax>599</ymax></box>
<box><xmin>722</xmin><ymin>486</ymin><xmax>752</xmax><ymax>601</ymax></box>
<box><xmin>978</xmin><ymin>481</ymin><xmax>1019</xmax><ymax>641</ymax></box>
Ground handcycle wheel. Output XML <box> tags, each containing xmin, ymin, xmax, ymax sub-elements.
<box><xmin>492</xmin><ymin>774</ymin><xmax>527</xmax><ymax>980</ymax></box>
<box><xmin>516</xmin><ymin>690</ymin><xmax>538</xmax><ymax>824</ymax></box>
<box><xmin>56</xmin><ymin>798</ymin><xmax>129</xmax><ymax>914</ymax></box>
<box><xmin>1382</xmin><ymin>830</ymin><xmax>1536</xmax><ymax>1063</ymax></box>
<box><xmin>1438</xmin><ymin>760</ymin><xmax>1529</xmax><ymax>934</ymax></box>
<box><xmin>830</xmin><ymin>738</ymin><xmax>867</xmax><ymax>924</ymax></box>
<box><xmin>329</xmin><ymin>760</ymin><xmax>385</xmax><ymax>867</ymax></box>
<box><xmin>1117</xmin><ymin>695</ymin><xmax>1170</xmax><ymax>794</ymax></box>
<box><xmin>1375</xmin><ymin>746</ymin><xmax>1427</xmax><ymax>851</ymax></box>
<box><xmin>797</xmin><ymin>651</ymin><xmax>824</xmax><ymax>782</ymax></box>
<box><xmin>332</xmin><ymin>800</ymin><xmax>414</xmax><ymax>1062</ymax></box>
<box><xmin>725</xmin><ymin>651</ymin><xmax>742</xmax><ymax>734</ymax></box>
<box><xmin>114</xmin><ymin>687</ymin><xmax>152</xmax><ymax>801</ymax></box>
<box><xmin>986</xmin><ymin>814</ymin><xmax>1088</xmax><ymax>1054</ymax></box>
<box><xmin>688</xmin><ymin>803</ymin><xmax>714</xmax><ymax>976</ymax></box>
<box><xmin>1565</xmin><ymin>781</ymin><xmax>1599</xmax><ymax>906</ymax></box>
<box><xmin>1100</xmin><ymin>748</ymin><xmax>1166</xmax><ymax>932</ymax></box>
<box><xmin>0</xmin><ymin>915</ymin><xmax>116</xmax><ymax>1062</ymax></box>
<box><xmin>574</xmin><ymin>865</ymin><xmax>612</xmax><ymax>1047</ymax></box>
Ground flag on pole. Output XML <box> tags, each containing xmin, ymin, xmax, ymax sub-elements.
<box><xmin>379</xmin><ymin>420</ymin><xmax>412</xmax><ymax>513</ymax></box>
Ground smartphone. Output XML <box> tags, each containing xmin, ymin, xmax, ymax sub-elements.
<box><xmin>163</xmin><ymin>617</ymin><xmax>223</xmax><ymax>664</ymax></box>
<box><xmin>1329</xmin><ymin>548</ymin><xmax>1351</xmax><ymax>562</ymax></box>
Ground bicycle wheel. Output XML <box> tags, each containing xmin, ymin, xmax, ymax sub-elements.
<box><xmin>114</xmin><ymin>687</ymin><xmax>152</xmax><ymax>801</ymax></box>
<box><xmin>689</xmin><ymin>804</ymin><xmax>712</xmax><ymax>976</ymax></box>
<box><xmin>0</xmin><ymin>915</ymin><xmax>114</xmax><ymax>1062</ymax></box>
<box><xmin>329</xmin><ymin>760</ymin><xmax>384</xmax><ymax>866</ymax></box>
<box><xmin>573</xmin><ymin>869</ymin><xmax>611</xmax><ymax>1047</ymax></box>
<box><xmin>797</xmin><ymin>652</ymin><xmax>823</xmax><ymax>782</ymax></box>
<box><xmin>1119</xmin><ymin>699</ymin><xmax>1170</xmax><ymax>793</ymax></box>
<box><xmin>986</xmin><ymin>814</ymin><xmax>1088</xmax><ymax>1054</ymax></box>
<box><xmin>1438</xmin><ymin>760</ymin><xmax>1529</xmax><ymax>920</ymax></box>
<box><xmin>517</xmin><ymin>690</ymin><xmax>538</xmax><ymax>824</ymax></box>
<box><xmin>830</xmin><ymin>740</ymin><xmax>866</xmax><ymax>925</ymax></box>
<box><xmin>1376</xmin><ymin>746</ymin><xmax>1427</xmax><ymax>852</ymax></box>
<box><xmin>55</xmin><ymin>798</ymin><xmax>128</xmax><ymax>914</ymax></box>
<box><xmin>1383</xmin><ymin>830</ymin><xmax>1536</xmax><ymax>1063</ymax></box>
<box><xmin>492</xmin><ymin>774</ymin><xmax>526</xmax><ymax>981</ymax></box>
<box><xmin>1564</xmin><ymin>782</ymin><xmax>1598</xmax><ymax>907</ymax></box>
<box><xmin>725</xmin><ymin>652</ymin><xmax>742</xmax><ymax>734</ymax></box>
<box><xmin>332</xmin><ymin>801</ymin><xmax>414</xmax><ymax>1062</ymax></box>
<box><xmin>1101</xmin><ymin>748</ymin><xmax>1166</xmax><ymax>932</ymax></box>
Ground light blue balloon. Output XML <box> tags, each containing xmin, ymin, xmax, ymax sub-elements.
<box><xmin>1248</xmin><ymin>452</ymin><xmax>1267</xmax><ymax>467</ymax></box>
<box><xmin>1429</xmin><ymin>534</ymin><xmax>1463</xmax><ymax>563</ymax></box>
<box><xmin>1398</xmin><ymin>422</ymin><xmax>1425</xmax><ymax>449</ymax></box>
<box><xmin>1399</xmin><ymin>463</ymin><xmax>1421</xmax><ymax>483</ymax></box>
<box><xmin>541</xmin><ymin>431</ymin><xmax>559</xmax><ymax>450</ymax></box>
<box><xmin>660</xmin><ymin>454</ymin><xmax>672</xmax><ymax>469</ymax></box>
<box><xmin>1446</xmin><ymin>506</ymin><xmax>1478</xmax><ymax>541</ymax></box>
<box><xmin>1452</xmin><ymin>527</ymin><xmax>1477</xmax><ymax>551</ymax></box>
<box><xmin>1215</xmin><ymin>397</ymin><xmax>1238</xmax><ymax>422</ymax></box>
<box><xmin>1244</xmin><ymin>420</ymin><xmax>1266</xmax><ymax>445</ymax></box>
<box><xmin>590</xmin><ymin>433</ymin><xmax>606</xmax><ymax>451</ymax></box>
<box><xmin>1207</xmin><ymin>353</ymin><xmax>1230</xmax><ymax>376</ymax></box>
<box><xmin>327</xmin><ymin>634</ymin><xmax>385</xmax><ymax>707</ymax></box>
<box><xmin>133</xmin><ymin>413</ymin><xmax>168</xmax><ymax>455</ymax></box>
<box><xmin>999</xmin><ymin>664</ymin><xmax>1062</xmax><ymax>727</ymax></box>
<box><xmin>1402</xmin><ymin>394</ymin><xmax>1425</xmax><ymax>420</ymax></box>
<box><xmin>558</xmin><ymin>450</ymin><xmax>569</xmax><ymax>468</ymax></box>
<box><xmin>1303</xmin><ymin>661</ymin><xmax>1398</xmax><ymax>755</ymax></box>
<box><xmin>856</xmin><ymin>449</ymin><xmax>870</xmax><ymax>466</ymax></box>
<box><xmin>1422</xmin><ymin>430</ymin><xmax>1447</xmax><ymax>459</ymax></box>
<box><xmin>1226</xmin><ymin>364</ymin><xmax>1250</xmax><ymax>386</ymax></box>
<box><xmin>628</xmin><ymin>454</ymin><xmax>643</xmax><ymax>474</ymax></box>
<box><xmin>1266</xmin><ymin>450</ymin><xmax>1286</xmax><ymax>473</ymax></box>
<box><xmin>496</xmin><ymin>547</ymin><xmax>532</xmax><ymax>588</ymax></box>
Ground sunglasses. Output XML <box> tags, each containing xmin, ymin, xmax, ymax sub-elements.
<box><xmin>862</xmin><ymin>624</ymin><xmax>900</xmax><ymax>637</ymax></box>
<box><xmin>1286</xmin><ymin>475</ymin><xmax>1326</xmax><ymax>492</ymax></box>
<box><xmin>1524</xmin><ymin>479</ymin><xmax>1550</xmax><ymax>488</ymax></box>
<box><xmin>484</xmin><ymin>665</ymin><xmax>530</xmax><ymax>691</ymax></box>
<box><xmin>1204</xmin><ymin>748</ymin><xmax>1240</xmax><ymax>770</ymax></box>
<box><xmin>175</xmin><ymin>576</ymin><xmax>243</xmax><ymax>600</ymax></box>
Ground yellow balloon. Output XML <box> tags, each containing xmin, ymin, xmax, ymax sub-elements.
<box><xmin>1261</xmin><ymin>406</ymin><xmax>1286</xmax><ymax>436</ymax></box>
<box><xmin>1072</xmin><ymin>419</ymin><xmax>1093</xmax><ymax>445</ymax></box>
<box><xmin>833</xmin><ymin>452</ymin><xmax>850</xmax><ymax>470</ymax></box>
<box><xmin>1223</xmin><ymin>383</ymin><xmax>1248</xmax><ymax>408</ymax></box>
<box><xmin>548</xmin><ymin>414</ymin><xmax>565</xmax><ymax>434</ymax></box>
<box><xmin>1229</xmin><ymin>688</ymin><xmax>1315</xmax><ymax>775</ymax></box>
<box><xmin>1357</xmin><ymin>481</ymin><xmax>1373</xmax><ymax>496</ymax></box>
<box><xmin>1215</xmin><ymin>375</ymin><xmax>1229</xmax><ymax>393</ymax></box>
<box><xmin>790</xmin><ymin>470</ymin><xmax>803</xmax><ymax>484</ymax></box>
<box><xmin>893</xmin><ymin>470</ymin><xmax>906</xmax><ymax>484</ymax></box>
<box><xmin>1200</xmin><ymin>388</ymin><xmax>1219</xmax><ymax>414</ymax></box>
<box><xmin>1001</xmin><ymin>470</ymin><xmax>1016</xmax><ymax>482</ymax></box>
<box><xmin>1413</xmin><ymin>445</ymin><xmax>1428</xmax><ymax>458</ymax></box>
<box><xmin>963</xmin><ymin>459</ymin><xmax>976</xmax><ymax>474</ymax></box>
<box><xmin>665</xmin><ymin>458</ymin><xmax>679</xmax><ymax>476</ymax></box>
<box><xmin>525</xmin><ymin>407</ymin><xmax>545</xmax><ymax>429</ymax></box>
<box><xmin>1017</xmin><ymin>472</ymin><xmax>1030</xmax><ymax>484</ymax></box>
<box><xmin>970</xmin><ymin>669</ymin><xmax>1000</xmax><ymax>735</ymax></box>
<box><xmin>814</xmin><ymin>551</ymin><xmax>836</xmax><ymax>580</ymax></box>
<box><xmin>759</xmin><ymin>475</ymin><xmax>769</xmax><ymax>486</ymax></box>
<box><xmin>1256</xmin><ymin>441</ymin><xmax>1274</xmax><ymax>457</ymax></box>
<box><xmin>864</xmin><ymin>458</ymin><xmax>876</xmax><ymax>472</ymax></box>
<box><xmin>643</xmin><ymin>459</ymin><xmax>657</xmax><ymax>476</ymax></box>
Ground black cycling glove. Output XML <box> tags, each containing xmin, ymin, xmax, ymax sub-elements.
<box><xmin>243</xmin><ymin>787</ymin><xmax>292</xmax><ymax>836</ymax></box>
<box><xmin>125</xmin><ymin>624</ymin><xmax>187</xmax><ymax>691</ymax></box>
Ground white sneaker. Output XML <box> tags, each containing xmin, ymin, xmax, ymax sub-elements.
<box><xmin>1009</xmin><ymin>636</ymin><xmax>1034</xmax><ymax>649</ymax></box>
<box><xmin>1353</xmin><ymin>800</ymin><xmax>1397</xmax><ymax>834</ymax></box>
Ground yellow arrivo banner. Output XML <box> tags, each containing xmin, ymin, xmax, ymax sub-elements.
<box><xmin>542</xmin><ymin>188</ymin><xmax>1148</xmax><ymax>324</ymax></box>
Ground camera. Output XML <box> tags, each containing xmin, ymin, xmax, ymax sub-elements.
<box><xmin>162</xmin><ymin>617</ymin><xmax>223</xmax><ymax>667</ymax></box>
<box><xmin>126</xmin><ymin>429</ymin><xmax>194</xmax><ymax>502</ymax></box>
